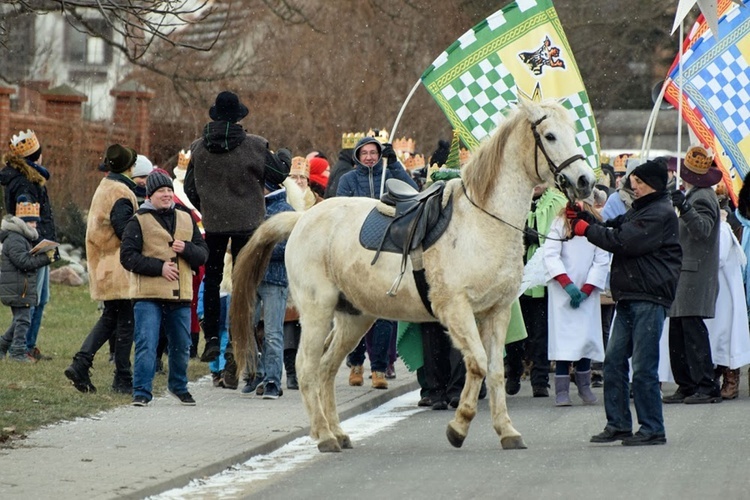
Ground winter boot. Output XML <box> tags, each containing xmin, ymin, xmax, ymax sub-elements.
<box><xmin>189</xmin><ymin>332</ymin><xmax>200</xmax><ymax>359</ymax></box>
<box><xmin>284</xmin><ymin>349</ymin><xmax>298</xmax><ymax>390</ymax></box>
<box><xmin>575</xmin><ymin>370</ymin><xmax>598</xmax><ymax>405</ymax></box>
<box><xmin>349</xmin><ymin>365</ymin><xmax>364</xmax><ymax>386</ymax></box>
<box><xmin>555</xmin><ymin>375</ymin><xmax>572</xmax><ymax>406</ymax></box>
<box><xmin>64</xmin><ymin>353</ymin><xmax>97</xmax><ymax>393</ymax></box>
<box><xmin>721</xmin><ymin>367</ymin><xmax>740</xmax><ymax>400</ymax></box>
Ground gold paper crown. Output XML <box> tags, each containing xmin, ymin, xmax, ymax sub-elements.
<box><xmin>600</xmin><ymin>152</ymin><xmax>611</xmax><ymax>165</ymax></box>
<box><xmin>16</xmin><ymin>200</ymin><xmax>40</xmax><ymax>220</ymax></box>
<box><xmin>177</xmin><ymin>149</ymin><xmax>191</xmax><ymax>169</ymax></box>
<box><xmin>366</xmin><ymin>128</ymin><xmax>390</xmax><ymax>144</ymax></box>
<box><xmin>404</xmin><ymin>154</ymin><xmax>425</xmax><ymax>171</ymax></box>
<box><xmin>290</xmin><ymin>156</ymin><xmax>310</xmax><ymax>178</ymax></box>
<box><xmin>393</xmin><ymin>137</ymin><xmax>416</xmax><ymax>155</ymax></box>
<box><xmin>612</xmin><ymin>153</ymin><xmax>636</xmax><ymax>173</ymax></box>
<box><xmin>684</xmin><ymin>146</ymin><xmax>714</xmax><ymax>174</ymax></box>
<box><xmin>459</xmin><ymin>148</ymin><xmax>471</xmax><ymax>166</ymax></box>
<box><xmin>342</xmin><ymin>132</ymin><xmax>365</xmax><ymax>149</ymax></box>
<box><xmin>9</xmin><ymin>129</ymin><xmax>40</xmax><ymax>158</ymax></box>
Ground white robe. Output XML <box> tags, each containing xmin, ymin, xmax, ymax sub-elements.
<box><xmin>544</xmin><ymin>217</ymin><xmax>611</xmax><ymax>362</ymax></box>
<box><xmin>659</xmin><ymin>221</ymin><xmax>750</xmax><ymax>381</ymax></box>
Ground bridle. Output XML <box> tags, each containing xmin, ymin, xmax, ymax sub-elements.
<box><xmin>530</xmin><ymin>115</ymin><xmax>585</xmax><ymax>198</ymax></box>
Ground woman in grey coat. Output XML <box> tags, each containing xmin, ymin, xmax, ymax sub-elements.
<box><xmin>663</xmin><ymin>146</ymin><xmax>723</xmax><ymax>404</ymax></box>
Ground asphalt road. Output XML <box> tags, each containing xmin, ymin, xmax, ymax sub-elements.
<box><xmin>186</xmin><ymin>381</ymin><xmax>750</xmax><ymax>500</ymax></box>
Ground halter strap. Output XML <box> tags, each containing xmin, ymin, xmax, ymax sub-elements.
<box><xmin>530</xmin><ymin>115</ymin><xmax>585</xmax><ymax>190</ymax></box>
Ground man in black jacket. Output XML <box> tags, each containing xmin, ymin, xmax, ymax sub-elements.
<box><xmin>568</xmin><ymin>158</ymin><xmax>681</xmax><ymax>446</ymax></box>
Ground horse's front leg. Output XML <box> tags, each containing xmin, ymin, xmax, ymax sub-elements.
<box><xmin>479</xmin><ymin>307</ymin><xmax>526</xmax><ymax>450</ymax></box>
<box><xmin>438</xmin><ymin>300</ymin><xmax>488</xmax><ymax>448</ymax></box>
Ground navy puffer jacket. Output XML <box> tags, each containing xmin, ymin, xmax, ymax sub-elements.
<box><xmin>336</xmin><ymin>137</ymin><xmax>417</xmax><ymax>199</ymax></box>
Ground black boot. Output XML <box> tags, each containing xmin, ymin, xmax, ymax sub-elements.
<box><xmin>284</xmin><ymin>349</ymin><xmax>298</xmax><ymax>390</ymax></box>
<box><xmin>64</xmin><ymin>353</ymin><xmax>97</xmax><ymax>393</ymax></box>
<box><xmin>189</xmin><ymin>332</ymin><xmax>199</xmax><ymax>359</ymax></box>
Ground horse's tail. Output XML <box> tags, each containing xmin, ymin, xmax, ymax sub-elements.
<box><xmin>231</xmin><ymin>211</ymin><xmax>304</xmax><ymax>378</ymax></box>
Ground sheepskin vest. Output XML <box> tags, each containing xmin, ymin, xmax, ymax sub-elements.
<box><xmin>129</xmin><ymin>210</ymin><xmax>194</xmax><ymax>302</ymax></box>
<box><xmin>86</xmin><ymin>178</ymin><xmax>137</xmax><ymax>301</ymax></box>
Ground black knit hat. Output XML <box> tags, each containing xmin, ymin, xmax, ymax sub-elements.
<box><xmin>146</xmin><ymin>168</ymin><xmax>174</xmax><ymax>197</ymax></box>
<box><xmin>631</xmin><ymin>158</ymin><xmax>668</xmax><ymax>192</ymax></box>
<box><xmin>105</xmin><ymin>144</ymin><xmax>137</xmax><ymax>174</ymax></box>
<box><xmin>264</xmin><ymin>148</ymin><xmax>291</xmax><ymax>189</ymax></box>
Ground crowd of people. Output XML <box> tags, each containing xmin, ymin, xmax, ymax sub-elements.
<box><xmin>2</xmin><ymin>92</ymin><xmax>749</xmax><ymax>443</ymax></box>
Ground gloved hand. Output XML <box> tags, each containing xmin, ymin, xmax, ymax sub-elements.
<box><xmin>670</xmin><ymin>189</ymin><xmax>691</xmax><ymax>215</ymax></box>
<box><xmin>523</xmin><ymin>226</ymin><xmax>540</xmax><ymax>247</ymax></box>
<box><xmin>563</xmin><ymin>283</ymin><xmax>587</xmax><ymax>309</ymax></box>
<box><xmin>565</xmin><ymin>202</ymin><xmax>580</xmax><ymax>220</ymax></box>
<box><xmin>570</xmin><ymin>217</ymin><xmax>590</xmax><ymax>237</ymax></box>
<box><xmin>381</xmin><ymin>143</ymin><xmax>399</xmax><ymax>166</ymax></box>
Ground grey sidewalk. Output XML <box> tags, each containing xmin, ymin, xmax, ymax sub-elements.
<box><xmin>0</xmin><ymin>360</ymin><xmax>418</xmax><ymax>499</ymax></box>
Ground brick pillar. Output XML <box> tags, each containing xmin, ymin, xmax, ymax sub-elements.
<box><xmin>41</xmin><ymin>92</ymin><xmax>87</xmax><ymax>123</ymax></box>
<box><xmin>0</xmin><ymin>86</ymin><xmax>14</xmax><ymax>145</ymax></box>
<box><xmin>110</xmin><ymin>87</ymin><xmax>155</xmax><ymax>157</ymax></box>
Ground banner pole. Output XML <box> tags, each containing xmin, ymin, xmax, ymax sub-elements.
<box><xmin>380</xmin><ymin>78</ymin><xmax>422</xmax><ymax>198</ymax></box>
<box><xmin>676</xmin><ymin>21</ymin><xmax>684</xmax><ymax>190</ymax></box>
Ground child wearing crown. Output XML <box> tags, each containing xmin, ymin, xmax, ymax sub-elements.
<box><xmin>0</xmin><ymin>197</ymin><xmax>57</xmax><ymax>362</ymax></box>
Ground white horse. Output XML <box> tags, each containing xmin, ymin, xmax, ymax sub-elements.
<box><xmin>231</xmin><ymin>100</ymin><xmax>596</xmax><ymax>452</ymax></box>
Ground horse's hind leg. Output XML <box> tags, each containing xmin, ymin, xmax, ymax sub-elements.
<box><xmin>318</xmin><ymin>311</ymin><xmax>376</xmax><ymax>450</ymax></box>
<box><xmin>296</xmin><ymin>302</ymin><xmax>340</xmax><ymax>452</ymax></box>
<box><xmin>479</xmin><ymin>308</ymin><xmax>526</xmax><ymax>450</ymax></box>
<box><xmin>437</xmin><ymin>300</ymin><xmax>488</xmax><ymax>448</ymax></box>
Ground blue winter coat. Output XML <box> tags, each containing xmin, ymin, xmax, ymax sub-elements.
<box><xmin>336</xmin><ymin>137</ymin><xmax>417</xmax><ymax>199</ymax></box>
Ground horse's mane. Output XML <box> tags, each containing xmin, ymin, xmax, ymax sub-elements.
<box><xmin>461</xmin><ymin>107</ymin><xmax>529</xmax><ymax>207</ymax></box>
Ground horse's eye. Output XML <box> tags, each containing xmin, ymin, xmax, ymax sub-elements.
<box><xmin>545</xmin><ymin>133</ymin><xmax>556</xmax><ymax>141</ymax></box>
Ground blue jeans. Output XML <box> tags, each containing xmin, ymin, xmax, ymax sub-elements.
<box><xmin>26</xmin><ymin>265</ymin><xmax>49</xmax><ymax>351</ymax></box>
<box><xmin>348</xmin><ymin>319</ymin><xmax>393</xmax><ymax>373</ymax></box>
<box><xmin>208</xmin><ymin>295</ymin><xmax>230</xmax><ymax>374</ymax></box>
<box><xmin>255</xmin><ymin>283</ymin><xmax>288</xmax><ymax>387</ymax></box>
<box><xmin>133</xmin><ymin>301</ymin><xmax>191</xmax><ymax>401</ymax></box>
<box><xmin>603</xmin><ymin>300</ymin><xmax>667</xmax><ymax>436</ymax></box>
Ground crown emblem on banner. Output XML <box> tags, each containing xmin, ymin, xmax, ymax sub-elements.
<box><xmin>403</xmin><ymin>154</ymin><xmax>425</xmax><ymax>171</ymax></box>
<box><xmin>393</xmin><ymin>137</ymin><xmax>416</xmax><ymax>155</ymax></box>
<box><xmin>16</xmin><ymin>200</ymin><xmax>41</xmax><ymax>220</ymax></box>
<box><xmin>366</xmin><ymin>128</ymin><xmax>390</xmax><ymax>144</ymax></box>
<box><xmin>341</xmin><ymin>132</ymin><xmax>365</xmax><ymax>149</ymax></box>
<box><xmin>9</xmin><ymin>129</ymin><xmax>40</xmax><ymax>157</ymax></box>
<box><xmin>177</xmin><ymin>149</ymin><xmax>191</xmax><ymax>169</ymax></box>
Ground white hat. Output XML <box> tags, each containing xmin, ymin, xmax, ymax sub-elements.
<box><xmin>132</xmin><ymin>155</ymin><xmax>154</xmax><ymax>178</ymax></box>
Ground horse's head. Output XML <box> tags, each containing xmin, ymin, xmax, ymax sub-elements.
<box><xmin>519</xmin><ymin>100</ymin><xmax>596</xmax><ymax>202</ymax></box>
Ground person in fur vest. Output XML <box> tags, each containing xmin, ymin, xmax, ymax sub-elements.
<box><xmin>0</xmin><ymin>129</ymin><xmax>58</xmax><ymax>361</ymax></box>
<box><xmin>120</xmin><ymin>169</ymin><xmax>208</xmax><ymax>406</ymax></box>
<box><xmin>64</xmin><ymin>144</ymin><xmax>139</xmax><ymax>394</ymax></box>
<box><xmin>0</xmin><ymin>198</ymin><xmax>56</xmax><ymax>362</ymax></box>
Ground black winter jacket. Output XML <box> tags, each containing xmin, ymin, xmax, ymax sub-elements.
<box><xmin>585</xmin><ymin>191</ymin><xmax>682</xmax><ymax>308</ymax></box>
<box><xmin>0</xmin><ymin>155</ymin><xmax>57</xmax><ymax>243</ymax></box>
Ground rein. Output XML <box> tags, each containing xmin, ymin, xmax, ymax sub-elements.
<box><xmin>460</xmin><ymin>181</ymin><xmax>570</xmax><ymax>243</ymax></box>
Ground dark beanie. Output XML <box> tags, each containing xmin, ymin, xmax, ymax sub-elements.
<box><xmin>146</xmin><ymin>168</ymin><xmax>174</xmax><ymax>197</ymax></box>
<box><xmin>264</xmin><ymin>148</ymin><xmax>291</xmax><ymax>189</ymax></box>
<box><xmin>631</xmin><ymin>158</ymin><xmax>668</xmax><ymax>192</ymax></box>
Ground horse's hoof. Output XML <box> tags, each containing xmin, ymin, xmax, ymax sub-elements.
<box><xmin>446</xmin><ymin>423</ymin><xmax>466</xmax><ymax>448</ymax></box>
<box><xmin>338</xmin><ymin>435</ymin><xmax>353</xmax><ymax>449</ymax></box>
<box><xmin>501</xmin><ymin>435</ymin><xmax>527</xmax><ymax>450</ymax></box>
<box><xmin>317</xmin><ymin>438</ymin><xmax>342</xmax><ymax>453</ymax></box>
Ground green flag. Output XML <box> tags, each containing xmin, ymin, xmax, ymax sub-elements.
<box><xmin>421</xmin><ymin>0</ymin><xmax>599</xmax><ymax>170</ymax></box>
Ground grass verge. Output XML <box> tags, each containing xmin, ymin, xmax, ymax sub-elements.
<box><xmin>0</xmin><ymin>283</ymin><xmax>209</xmax><ymax>446</ymax></box>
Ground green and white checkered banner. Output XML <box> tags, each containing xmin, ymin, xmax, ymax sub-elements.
<box><xmin>421</xmin><ymin>0</ymin><xmax>599</xmax><ymax>170</ymax></box>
